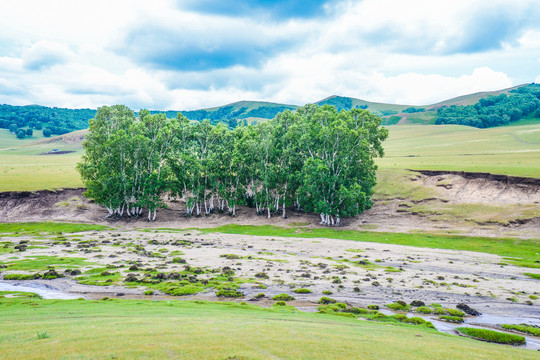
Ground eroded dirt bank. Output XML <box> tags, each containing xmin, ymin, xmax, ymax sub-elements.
<box><xmin>0</xmin><ymin>171</ymin><xmax>538</xmax><ymax>238</ymax></box>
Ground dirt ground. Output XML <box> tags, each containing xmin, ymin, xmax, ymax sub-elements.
<box><xmin>0</xmin><ymin>171</ymin><xmax>538</xmax><ymax>238</ymax></box>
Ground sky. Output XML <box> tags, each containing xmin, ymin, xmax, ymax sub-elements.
<box><xmin>0</xmin><ymin>0</ymin><xmax>539</xmax><ymax>111</ymax></box>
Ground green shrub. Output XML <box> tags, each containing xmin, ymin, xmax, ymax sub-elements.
<box><xmin>439</xmin><ymin>315</ymin><xmax>464</xmax><ymax>323</ymax></box>
<box><xmin>172</xmin><ymin>257</ymin><xmax>186</xmax><ymax>264</ymax></box>
<box><xmin>4</xmin><ymin>273</ymin><xmax>41</xmax><ymax>280</ymax></box>
<box><xmin>344</xmin><ymin>307</ymin><xmax>368</xmax><ymax>314</ymax></box>
<box><xmin>529</xmin><ymin>295</ymin><xmax>538</xmax><ymax>300</ymax></box>
<box><xmin>403</xmin><ymin>317</ymin><xmax>427</xmax><ymax>325</ymax></box>
<box><xmin>254</xmin><ymin>293</ymin><xmax>265</xmax><ymax>299</ymax></box>
<box><xmin>274</xmin><ymin>301</ymin><xmax>286</xmax><ymax>306</ymax></box>
<box><xmin>318</xmin><ymin>297</ymin><xmax>337</xmax><ymax>305</ymax></box>
<box><xmin>292</xmin><ymin>288</ymin><xmax>311</xmax><ymax>294</ymax></box>
<box><xmin>216</xmin><ymin>289</ymin><xmax>243</xmax><ymax>298</ymax></box>
<box><xmin>456</xmin><ymin>327</ymin><xmax>525</xmax><ymax>345</ymax></box>
<box><xmin>143</xmin><ymin>290</ymin><xmax>154</xmax><ymax>295</ymax></box>
<box><xmin>367</xmin><ymin>304</ymin><xmax>379</xmax><ymax>310</ymax></box>
<box><xmin>433</xmin><ymin>307</ymin><xmax>446</xmax><ymax>315</ymax></box>
<box><xmin>430</xmin><ymin>303</ymin><xmax>442</xmax><ymax>308</ymax></box>
<box><xmin>387</xmin><ymin>302</ymin><xmax>408</xmax><ymax>311</ymax></box>
<box><xmin>501</xmin><ymin>324</ymin><xmax>540</xmax><ymax>337</ymax></box>
<box><xmin>445</xmin><ymin>308</ymin><xmax>465</xmax><ymax>317</ymax></box>
<box><xmin>416</xmin><ymin>306</ymin><xmax>432</xmax><ymax>314</ymax></box>
<box><xmin>322</xmin><ymin>290</ymin><xmax>333</xmax><ymax>295</ymax></box>
<box><xmin>37</xmin><ymin>331</ymin><xmax>49</xmax><ymax>340</ymax></box>
<box><xmin>272</xmin><ymin>293</ymin><xmax>295</xmax><ymax>301</ymax></box>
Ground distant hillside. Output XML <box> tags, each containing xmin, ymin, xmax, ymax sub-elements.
<box><xmin>2</xmin><ymin>83</ymin><xmax>538</xmax><ymax>142</ymax></box>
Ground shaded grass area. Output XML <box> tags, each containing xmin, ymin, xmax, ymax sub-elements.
<box><xmin>0</xmin><ymin>298</ymin><xmax>536</xmax><ymax>360</ymax></box>
<box><xmin>0</xmin><ymin>222</ymin><xmax>111</xmax><ymax>235</ymax></box>
<box><xmin>192</xmin><ymin>225</ymin><xmax>540</xmax><ymax>268</ymax></box>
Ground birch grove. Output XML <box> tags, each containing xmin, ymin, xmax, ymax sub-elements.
<box><xmin>78</xmin><ymin>104</ymin><xmax>387</xmax><ymax>224</ymax></box>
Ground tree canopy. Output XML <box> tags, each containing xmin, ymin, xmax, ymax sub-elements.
<box><xmin>436</xmin><ymin>83</ymin><xmax>540</xmax><ymax>128</ymax></box>
<box><xmin>78</xmin><ymin>104</ymin><xmax>388</xmax><ymax>225</ymax></box>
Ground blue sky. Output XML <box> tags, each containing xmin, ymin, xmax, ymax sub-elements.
<box><xmin>0</xmin><ymin>0</ymin><xmax>539</xmax><ymax>110</ymax></box>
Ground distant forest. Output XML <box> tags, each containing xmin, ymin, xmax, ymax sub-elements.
<box><xmin>0</xmin><ymin>104</ymin><xmax>95</xmax><ymax>139</ymax></box>
<box><xmin>0</xmin><ymin>103</ymin><xmax>298</xmax><ymax>140</ymax></box>
<box><xmin>436</xmin><ymin>83</ymin><xmax>540</xmax><ymax>128</ymax></box>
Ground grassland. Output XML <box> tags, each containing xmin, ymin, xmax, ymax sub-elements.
<box><xmin>378</xmin><ymin>124</ymin><xmax>540</xmax><ymax>178</ymax></box>
<box><xmin>0</xmin><ymin>222</ymin><xmax>110</xmax><ymax>235</ymax></box>
<box><xmin>0</xmin><ymin>297</ymin><xmax>536</xmax><ymax>360</ymax></box>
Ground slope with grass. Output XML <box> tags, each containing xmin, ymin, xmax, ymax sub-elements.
<box><xmin>0</xmin><ymin>298</ymin><xmax>537</xmax><ymax>360</ymax></box>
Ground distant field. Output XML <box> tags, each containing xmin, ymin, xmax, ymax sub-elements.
<box><xmin>0</xmin><ymin>129</ymin><xmax>83</xmax><ymax>191</ymax></box>
<box><xmin>378</xmin><ymin>124</ymin><xmax>540</xmax><ymax>178</ymax></box>
<box><xmin>1</xmin><ymin>122</ymin><xmax>539</xmax><ymax>192</ymax></box>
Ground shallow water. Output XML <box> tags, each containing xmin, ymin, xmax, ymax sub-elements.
<box><xmin>0</xmin><ymin>280</ymin><xmax>81</xmax><ymax>299</ymax></box>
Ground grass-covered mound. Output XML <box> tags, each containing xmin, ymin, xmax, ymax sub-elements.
<box><xmin>502</xmin><ymin>324</ymin><xmax>540</xmax><ymax>337</ymax></box>
<box><xmin>0</xmin><ymin>297</ymin><xmax>537</xmax><ymax>360</ymax></box>
<box><xmin>456</xmin><ymin>327</ymin><xmax>526</xmax><ymax>345</ymax></box>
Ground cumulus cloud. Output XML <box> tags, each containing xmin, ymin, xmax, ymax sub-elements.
<box><xmin>22</xmin><ymin>40</ymin><xmax>73</xmax><ymax>70</ymax></box>
<box><xmin>0</xmin><ymin>0</ymin><xmax>539</xmax><ymax>110</ymax></box>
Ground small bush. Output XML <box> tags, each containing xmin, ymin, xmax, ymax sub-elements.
<box><xmin>501</xmin><ymin>324</ymin><xmax>540</xmax><ymax>337</ymax></box>
<box><xmin>37</xmin><ymin>332</ymin><xmax>49</xmax><ymax>340</ymax></box>
<box><xmin>143</xmin><ymin>290</ymin><xmax>154</xmax><ymax>295</ymax></box>
<box><xmin>387</xmin><ymin>302</ymin><xmax>408</xmax><ymax>311</ymax></box>
<box><xmin>272</xmin><ymin>293</ymin><xmax>295</xmax><ymax>301</ymax></box>
<box><xmin>274</xmin><ymin>301</ymin><xmax>286</xmax><ymax>306</ymax></box>
<box><xmin>172</xmin><ymin>257</ymin><xmax>186</xmax><ymax>264</ymax></box>
<box><xmin>318</xmin><ymin>297</ymin><xmax>337</xmax><ymax>305</ymax></box>
<box><xmin>254</xmin><ymin>293</ymin><xmax>265</xmax><ymax>299</ymax></box>
<box><xmin>216</xmin><ymin>289</ymin><xmax>244</xmax><ymax>298</ymax></box>
<box><xmin>456</xmin><ymin>327</ymin><xmax>525</xmax><ymax>345</ymax></box>
<box><xmin>255</xmin><ymin>272</ymin><xmax>269</xmax><ymax>279</ymax></box>
<box><xmin>322</xmin><ymin>290</ymin><xmax>333</xmax><ymax>295</ymax></box>
<box><xmin>220</xmin><ymin>254</ymin><xmax>242</xmax><ymax>260</ymax></box>
<box><xmin>529</xmin><ymin>295</ymin><xmax>538</xmax><ymax>300</ymax></box>
<box><xmin>439</xmin><ymin>315</ymin><xmax>464</xmax><ymax>323</ymax></box>
<box><xmin>416</xmin><ymin>306</ymin><xmax>432</xmax><ymax>314</ymax></box>
<box><xmin>445</xmin><ymin>308</ymin><xmax>465</xmax><ymax>317</ymax></box>
<box><xmin>292</xmin><ymin>288</ymin><xmax>311</xmax><ymax>294</ymax></box>
<box><xmin>367</xmin><ymin>304</ymin><xmax>379</xmax><ymax>310</ymax></box>
<box><xmin>433</xmin><ymin>307</ymin><xmax>446</xmax><ymax>315</ymax></box>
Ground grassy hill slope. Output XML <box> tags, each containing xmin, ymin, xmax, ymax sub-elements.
<box><xmin>0</xmin><ymin>298</ymin><xmax>536</xmax><ymax>360</ymax></box>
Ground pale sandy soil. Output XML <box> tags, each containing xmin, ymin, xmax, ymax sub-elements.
<box><xmin>1</xmin><ymin>229</ymin><xmax>538</xmax><ymax>315</ymax></box>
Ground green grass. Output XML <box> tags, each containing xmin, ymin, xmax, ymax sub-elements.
<box><xmin>194</xmin><ymin>225</ymin><xmax>540</xmax><ymax>267</ymax></box>
<box><xmin>456</xmin><ymin>327</ymin><xmax>526</xmax><ymax>345</ymax></box>
<box><xmin>0</xmin><ymin>298</ymin><xmax>536</xmax><ymax>360</ymax></box>
<box><xmin>377</xmin><ymin>124</ymin><xmax>540</xmax><ymax>178</ymax></box>
<box><xmin>501</xmin><ymin>324</ymin><xmax>540</xmax><ymax>337</ymax></box>
<box><xmin>524</xmin><ymin>273</ymin><xmax>540</xmax><ymax>280</ymax></box>
<box><xmin>0</xmin><ymin>222</ymin><xmax>111</xmax><ymax>235</ymax></box>
<box><xmin>4</xmin><ymin>255</ymin><xmax>90</xmax><ymax>271</ymax></box>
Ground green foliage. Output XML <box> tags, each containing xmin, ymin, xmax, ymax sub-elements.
<box><xmin>402</xmin><ymin>107</ymin><xmax>425</xmax><ymax>113</ymax></box>
<box><xmin>216</xmin><ymin>289</ymin><xmax>244</xmax><ymax>298</ymax></box>
<box><xmin>292</xmin><ymin>288</ymin><xmax>312</xmax><ymax>294</ymax></box>
<box><xmin>272</xmin><ymin>293</ymin><xmax>295</xmax><ymax>301</ymax></box>
<box><xmin>456</xmin><ymin>327</ymin><xmax>525</xmax><ymax>345</ymax></box>
<box><xmin>144</xmin><ymin>290</ymin><xmax>154</xmax><ymax>296</ymax></box>
<box><xmin>445</xmin><ymin>308</ymin><xmax>465</xmax><ymax>317</ymax></box>
<box><xmin>501</xmin><ymin>324</ymin><xmax>540</xmax><ymax>337</ymax></box>
<box><xmin>415</xmin><ymin>306</ymin><xmax>432</xmax><ymax>314</ymax></box>
<box><xmin>387</xmin><ymin>302</ymin><xmax>409</xmax><ymax>311</ymax></box>
<box><xmin>436</xmin><ymin>83</ymin><xmax>540</xmax><ymax>128</ymax></box>
<box><xmin>0</xmin><ymin>104</ymin><xmax>95</xmax><ymax>139</ymax></box>
<box><xmin>37</xmin><ymin>331</ymin><xmax>50</xmax><ymax>340</ymax></box>
<box><xmin>318</xmin><ymin>297</ymin><xmax>337</xmax><ymax>304</ymax></box>
<box><xmin>81</xmin><ymin>104</ymin><xmax>387</xmax><ymax>224</ymax></box>
<box><xmin>439</xmin><ymin>315</ymin><xmax>464</xmax><ymax>323</ymax></box>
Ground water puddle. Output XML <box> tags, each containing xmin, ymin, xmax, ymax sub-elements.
<box><xmin>0</xmin><ymin>281</ymin><xmax>81</xmax><ymax>299</ymax></box>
